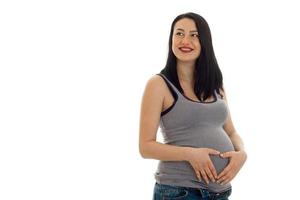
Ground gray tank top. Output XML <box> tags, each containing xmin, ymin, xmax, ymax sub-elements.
<box><xmin>154</xmin><ymin>73</ymin><xmax>235</xmax><ymax>193</ymax></box>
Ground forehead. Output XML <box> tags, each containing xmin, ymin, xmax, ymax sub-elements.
<box><xmin>174</xmin><ymin>18</ymin><xmax>197</xmax><ymax>31</ymax></box>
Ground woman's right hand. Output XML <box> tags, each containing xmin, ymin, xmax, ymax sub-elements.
<box><xmin>185</xmin><ymin>147</ymin><xmax>220</xmax><ymax>184</ymax></box>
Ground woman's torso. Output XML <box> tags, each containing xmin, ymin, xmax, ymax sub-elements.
<box><xmin>154</xmin><ymin>73</ymin><xmax>235</xmax><ymax>193</ymax></box>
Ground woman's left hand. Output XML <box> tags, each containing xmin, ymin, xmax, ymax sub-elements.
<box><xmin>216</xmin><ymin>150</ymin><xmax>247</xmax><ymax>185</ymax></box>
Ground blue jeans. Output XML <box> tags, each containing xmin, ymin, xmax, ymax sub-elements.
<box><xmin>153</xmin><ymin>182</ymin><xmax>232</xmax><ymax>200</ymax></box>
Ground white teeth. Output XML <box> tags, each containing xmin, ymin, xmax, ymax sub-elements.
<box><xmin>180</xmin><ymin>47</ymin><xmax>193</xmax><ymax>52</ymax></box>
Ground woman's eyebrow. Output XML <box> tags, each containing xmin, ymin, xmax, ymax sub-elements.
<box><xmin>176</xmin><ymin>28</ymin><xmax>198</xmax><ymax>33</ymax></box>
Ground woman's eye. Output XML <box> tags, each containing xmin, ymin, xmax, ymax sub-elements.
<box><xmin>176</xmin><ymin>32</ymin><xmax>184</xmax><ymax>36</ymax></box>
<box><xmin>192</xmin><ymin>34</ymin><xmax>199</xmax><ymax>37</ymax></box>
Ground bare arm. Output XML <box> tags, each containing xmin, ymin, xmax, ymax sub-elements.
<box><xmin>221</xmin><ymin>88</ymin><xmax>246</xmax><ymax>153</ymax></box>
<box><xmin>139</xmin><ymin>75</ymin><xmax>190</xmax><ymax>161</ymax></box>
<box><xmin>216</xmin><ymin>87</ymin><xmax>247</xmax><ymax>184</ymax></box>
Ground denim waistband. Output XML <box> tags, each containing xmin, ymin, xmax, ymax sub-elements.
<box><xmin>197</xmin><ymin>187</ymin><xmax>232</xmax><ymax>199</ymax></box>
<box><xmin>163</xmin><ymin>184</ymin><xmax>232</xmax><ymax>199</ymax></box>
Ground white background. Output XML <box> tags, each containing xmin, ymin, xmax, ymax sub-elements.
<box><xmin>1</xmin><ymin>0</ymin><xmax>300</xmax><ymax>199</ymax></box>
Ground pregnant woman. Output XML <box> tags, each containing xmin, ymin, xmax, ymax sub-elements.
<box><xmin>139</xmin><ymin>12</ymin><xmax>247</xmax><ymax>200</ymax></box>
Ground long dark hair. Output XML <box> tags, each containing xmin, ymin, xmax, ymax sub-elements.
<box><xmin>160</xmin><ymin>12</ymin><xmax>224</xmax><ymax>101</ymax></box>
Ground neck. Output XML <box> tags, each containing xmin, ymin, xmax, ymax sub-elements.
<box><xmin>176</xmin><ymin>60</ymin><xmax>195</xmax><ymax>84</ymax></box>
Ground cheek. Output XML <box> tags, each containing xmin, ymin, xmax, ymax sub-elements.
<box><xmin>194</xmin><ymin>41</ymin><xmax>201</xmax><ymax>49</ymax></box>
<box><xmin>194</xmin><ymin>43</ymin><xmax>201</xmax><ymax>54</ymax></box>
<box><xmin>171</xmin><ymin>47</ymin><xmax>178</xmax><ymax>57</ymax></box>
<box><xmin>196</xmin><ymin>46</ymin><xmax>201</xmax><ymax>53</ymax></box>
<box><xmin>172</xmin><ymin>36</ymin><xmax>181</xmax><ymax>45</ymax></box>
<box><xmin>171</xmin><ymin>42</ymin><xmax>179</xmax><ymax>53</ymax></box>
<box><xmin>172</xmin><ymin>42</ymin><xmax>177</xmax><ymax>47</ymax></box>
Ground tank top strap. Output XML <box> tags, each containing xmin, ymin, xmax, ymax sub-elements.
<box><xmin>156</xmin><ymin>73</ymin><xmax>182</xmax><ymax>97</ymax></box>
<box><xmin>157</xmin><ymin>73</ymin><xmax>223</xmax><ymax>102</ymax></box>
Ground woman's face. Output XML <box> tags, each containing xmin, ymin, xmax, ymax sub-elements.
<box><xmin>172</xmin><ymin>18</ymin><xmax>201</xmax><ymax>62</ymax></box>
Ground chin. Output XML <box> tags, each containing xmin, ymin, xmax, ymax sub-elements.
<box><xmin>177</xmin><ymin>57</ymin><xmax>198</xmax><ymax>62</ymax></box>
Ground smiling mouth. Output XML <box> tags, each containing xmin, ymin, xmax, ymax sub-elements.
<box><xmin>179</xmin><ymin>47</ymin><xmax>194</xmax><ymax>53</ymax></box>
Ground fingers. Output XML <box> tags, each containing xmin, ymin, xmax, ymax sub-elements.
<box><xmin>204</xmin><ymin>166</ymin><xmax>215</xmax><ymax>183</ymax></box>
<box><xmin>200</xmin><ymin>169</ymin><xmax>209</xmax><ymax>184</ymax></box>
<box><xmin>208</xmin><ymin>161</ymin><xmax>217</xmax><ymax>180</ymax></box>
<box><xmin>216</xmin><ymin>151</ymin><xmax>233</xmax><ymax>182</ymax></box>
<box><xmin>191</xmin><ymin>164</ymin><xmax>202</xmax><ymax>181</ymax></box>
<box><xmin>202</xmin><ymin>148</ymin><xmax>220</xmax><ymax>183</ymax></box>
<box><xmin>207</xmin><ymin>148</ymin><xmax>220</xmax><ymax>155</ymax></box>
<box><xmin>192</xmin><ymin>165</ymin><xmax>214</xmax><ymax>184</ymax></box>
<box><xmin>217</xmin><ymin>165</ymin><xmax>231</xmax><ymax>180</ymax></box>
<box><xmin>195</xmin><ymin>168</ymin><xmax>215</xmax><ymax>184</ymax></box>
<box><xmin>217</xmin><ymin>171</ymin><xmax>235</xmax><ymax>185</ymax></box>
<box><xmin>220</xmin><ymin>151</ymin><xmax>234</xmax><ymax>158</ymax></box>
<box><xmin>196</xmin><ymin>170</ymin><xmax>201</xmax><ymax>181</ymax></box>
<box><xmin>217</xmin><ymin>162</ymin><xmax>236</xmax><ymax>185</ymax></box>
<box><xmin>217</xmin><ymin>173</ymin><xmax>228</xmax><ymax>185</ymax></box>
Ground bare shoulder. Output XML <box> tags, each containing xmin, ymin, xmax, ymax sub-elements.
<box><xmin>139</xmin><ymin>75</ymin><xmax>167</xmax><ymax>144</ymax></box>
<box><xmin>146</xmin><ymin>74</ymin><xmax>167</xmax><ymax>87</ymax></box>
<box><xmin>143</xmin><ymin>74</ymin><xmax>168</xmax><ymax>98</ymax></box>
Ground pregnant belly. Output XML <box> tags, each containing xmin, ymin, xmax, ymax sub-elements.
<box><xmin>167</xmin><ymin>128</ymin><xmax>235</xmax><ymax>174</ymax></box>
<box><xmin>157</xmin><ymin>155</ymin><xmax>231</xmax><ymax>182</ymax></box>
<box><xmin>204</xmin><ymin>129</ymin><xmax>235</xmax><ymax>174</ymax></box>
<box><xmin>210</xmin><ymin>155</ymin><xmax>230</xmax><ymax>174</ymax></box>
<box><xmin>204</xmin><ymin>140</ymin><xmax>235</xmax><ymax>174</ymax></box>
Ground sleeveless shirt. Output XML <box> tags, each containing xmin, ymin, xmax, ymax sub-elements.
<box><xmin>154</xmin><ymin>73</ymin><xmax>235</xmax><ymax>193</ymax></box>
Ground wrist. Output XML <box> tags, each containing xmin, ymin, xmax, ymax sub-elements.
<box><xmin>182</xmin><ymin>147</ymin><xmax>193</xmax><ymax>162</ymax></box>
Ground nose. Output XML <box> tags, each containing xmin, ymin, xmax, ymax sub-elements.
<box><xmin>181</xmin><ymin>35</ymin><xmax>191</xmax><ymax>45</ymax></box>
